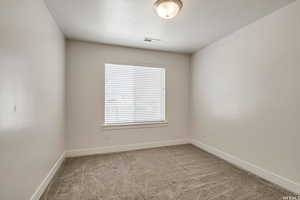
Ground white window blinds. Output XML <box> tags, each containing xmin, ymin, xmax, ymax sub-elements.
<box><xmin>105</xmin><ymin>64</ymin><xmax>165</xmax><ymax>125</ymax></box>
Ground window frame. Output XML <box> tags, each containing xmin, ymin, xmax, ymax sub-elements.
<box><xmin>102</xmin><ymin>63</ymin><xmax>168</xmax><ymax>130</ymax></box>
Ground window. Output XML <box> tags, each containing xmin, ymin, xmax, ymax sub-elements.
<box><xmin>104</xmin><ymin>64</ymin><xmax>166</xmax><ymax>126</ymax></box>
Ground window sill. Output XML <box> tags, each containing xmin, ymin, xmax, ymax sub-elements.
<box><xmin>102</xmin><ymin>121</ymin><xmax>168</xmax><ymax>130</ymax></box>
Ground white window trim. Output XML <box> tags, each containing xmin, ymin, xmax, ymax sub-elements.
<box><xmin>104</xmin><ymin>64</ymin><xmax>167</xmax><ymax>128</ymax></box>
<box><xmin>102</xmin><ymin>120</ymin><xmax>168</xmax><ymax>130</ymax></box>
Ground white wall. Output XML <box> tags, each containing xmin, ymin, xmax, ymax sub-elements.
<box><xmin>0</xmin><ymin>0</ymin><xmax>65</xmax><ymax>199</ymax></box>
<box><xmin>191</xmin><ymin>0</ymin><xmax>300</xmax><ymax>190</ymax></box>
<box><xmin>66</xmin><ymin>40</ymin><xmax>190</xmax><ymax>151</ymax></box>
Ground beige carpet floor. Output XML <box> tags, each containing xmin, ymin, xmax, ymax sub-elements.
<box><xmin>40</xmin><ymin>144</ymin><xmax>294</xmax><ymax>200</ymax></box>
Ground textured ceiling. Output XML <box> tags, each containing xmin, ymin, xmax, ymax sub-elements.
<box><xmin>45</xmin><ymin>0</ymin><xmax>294</xmax><ymax>53</ymax></box>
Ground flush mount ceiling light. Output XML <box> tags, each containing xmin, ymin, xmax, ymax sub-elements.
<box><xmin>154</xmin><ymin>0</ymin><xmax>183</xmax><ymax>19</ymax></box>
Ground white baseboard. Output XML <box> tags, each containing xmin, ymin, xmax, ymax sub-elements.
<box><xmin>190</xmin><ymin>139</ymin><xmax>300</xmax><ymax>194</ymax></box>
<box><xmin>65</xmin><ymin>139</ymin><xmax>189</xmax><ymax>158</ymax></box>
<box><xmin>30</xmin><ymin>152</ymin><xmax>65</xmax><ymax>200</ymax></box>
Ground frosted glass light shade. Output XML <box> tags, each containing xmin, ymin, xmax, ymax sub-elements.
<box><xmin>154</xmin><ymin>0</ymin><xmax>183</xmax><ymax>19</ymax></box>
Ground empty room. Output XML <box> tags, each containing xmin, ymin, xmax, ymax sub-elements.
<box><xmin>1</xmin><ymin>0</ymin><xmax>299</xmax><ymax>199</ymax></box>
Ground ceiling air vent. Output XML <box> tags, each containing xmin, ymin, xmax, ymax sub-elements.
<box><xmin>144</xmin><ymin>37</ymin><xmax>160</xmax><ymax>42</ymax></box>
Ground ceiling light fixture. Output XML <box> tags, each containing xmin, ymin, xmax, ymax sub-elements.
<box><xmin>154</xmin><ymin>0</ymin><xmax>183</xmax><ymax>19</ymax></box>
